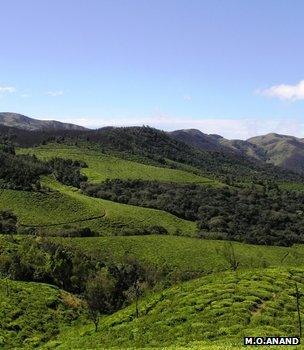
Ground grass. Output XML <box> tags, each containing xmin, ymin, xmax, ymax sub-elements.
<box><xmin>42</xmin><ymin>267</ymin><xmax>304</xmax><ymax>349</ymax></box>
<box><xmin>17</xmin><ymin>144</ymin><xmax>223</xmax><ymax>186</ymax></box>
<box><xmin>0</xmin><ymin>279</ymin><xmax>85</xmax><ymax>349</ymax></box>
<box><xmin>53</xmin><ymin>235</ymin><xmax>304</xmax><ymax>279</ymax></box>
<box><xmin>0</xmin><ymin>177</ymin><xmax>197</xmax><ymax>236</ymax></box>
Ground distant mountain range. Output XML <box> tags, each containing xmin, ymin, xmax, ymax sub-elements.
<box><xmin>0</xmin><ymin>112</ymin><xmax>87</xmax><ymax>131</ymax></box>
<box><xmin>169</xmin><ymin>129</ymin><xmax>304</xmax><ymax>174</ymax></box>
<box><xmin>1</xmin><ymin>112</ymin><xmax>304</xmax><ymax>175</ymax></box>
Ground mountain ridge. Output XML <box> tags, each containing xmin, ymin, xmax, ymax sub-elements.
<box><xmin>169</xmin><ymin>128</ymin><xmax>304</xmax><ymax>174</ymax></box>
<box><xmin>2</xmin><ymin>112</ymin><xmax>304</xmax><ymax>175</ymax></box>
<box><xmin>0</xmin><ymin>112</ymin><xmax>87</xmax><ymax>131</ymax></box>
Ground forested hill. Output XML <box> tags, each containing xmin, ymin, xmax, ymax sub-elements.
<box><xmin>0</xmin><ymin>124</ymin><xmax>303</xmax><ymax>184</ymax></box>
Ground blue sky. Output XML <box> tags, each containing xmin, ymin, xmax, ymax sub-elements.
<box><xmin>1</xmin><ymin>0</ymin><xmax>304</xmax><ymax>139</ymax></box>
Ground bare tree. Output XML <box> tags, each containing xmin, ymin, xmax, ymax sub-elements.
<box><xmin>222</xmin><ymin>242</ymin><xmax>239</xmax><ymax>271</ymax></box>
<box><xmin>125</xmin><ymin>279</ymin><xmax>144</xmax><ymax>318</ymax></box>
<box><xmin>295</xmin><ymin>282</ymin><xmax>302</xmax><ymax>338</ymax></box>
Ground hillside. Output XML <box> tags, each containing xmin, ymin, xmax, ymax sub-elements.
<box><xmin>3</xmin><ymin>233</ymin><xmax>304</xmax><ymax>349</ymax></box>
<box><xmin>43</xmin><ymin>266</ymin><xmax>304</xmax><ymax>349</ymax></box>
<box><xmin>0</xmin><ymin>279</ymin><xmax>85</xmax><ymax>349</ymax></box>
<box><xmin>55</xmin><ymin>126</ymin><xmax>304</xmax><ymax>182</ymax></box>
<box><xmin>0</xmin><ymin>114</ymin><xmax>300</xmax><ymax>182</ymax></box>
<box><xmin>13</xmin><ymin>144</ymin><xmax>304</xmax><ymax>246</ymax></box>
<box><xmin>53</xmin><ymin>235</ymin><xmax>304</xmax><ymax>277</ymax></box>
<box><xmin>0</xmin><ymin>177</ymin><xmax>197</xmax><ymax>236</ymax></box>
<box><xmin>168</xmin><ymin>129</ymin><xmax>225</xmax><ymax>152</ymax></box>
<box><xmin>169</xmin><ymin>129</ymin><xmax>267</xmax><ymax>161</ymax></box>
<box><xmin>2</xmin><ymin>113</ymin><xmax>304</xmax><ymax>176</ymax></box>
<box><xmin>2</xmin><ymin>142</ymin><xmax>302</xmax><ymax>246</ymax></box>
<box><xmin>0</xmin><ymin>112</ymin><xmax>87</xmax><ymax>131</ymax></box>
<box><xmin>17</xmin><ymin>145</ymin><xmax>221</xmax><ymax>186</ymax></box>
<box><xmin>248</xmin><ymin>133</ymin><xmax>304</xmax><ymax>174</ymax></box>
<box><xmin>170</xmin><ymin>128</ymin><xmax>304</xmax><ymax>175</ymax></box>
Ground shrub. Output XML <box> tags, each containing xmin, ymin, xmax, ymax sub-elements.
<box><xmin>0</xmin><ymin>210</ymin><xmax>18</xmax><ymax>233</ymax></box>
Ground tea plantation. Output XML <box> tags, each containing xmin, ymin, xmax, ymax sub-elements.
<box><xmin>53</xmin><ymin>235</ymin><xmax>304</xmax><ymax>278</ymax></box>
<box><xmin>42</xmin><ymin>267</ymin><xmax>304</xmax><ymax>349</ymax></box>
<box><xmin>0</xmin><ymin>177</ymin><xmax>197</xmax><ymax>236</ymax></box>
<box><xmin>17</xmin><ymin>145</ymin><xmax>222</xmax><ymax>186</ymax></box>
<box><xmin>2</xmin><ymin>141</ymin><xmax>304</xmax><ymax>350</ymax></box>
<box><xmin>0</xmin><ymin>279</ymin><xmax>85</xmax><ymax>349</ymax></box>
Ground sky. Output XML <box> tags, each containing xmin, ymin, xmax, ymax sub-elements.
<box><xmin>1</xmin><ymin>0</ymin><xmax>304</xmax><ymax>139</ymax></box>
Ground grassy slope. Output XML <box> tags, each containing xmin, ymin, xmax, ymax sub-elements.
<box><xmin>53</xmin><ymin>235</ymin><xmax>304</xmax><ymax>278</ymax></box>
<box><xmin>17</xmin><ymin>145</ymin><xmax>222</xmax><ymax>186</ymax></box>
<box><xmin>0</xmin><ymin>279</ymin><xmax>85</xmax><ymax>349</ymax></box>
<box><xmin>0</xmin><ymin>178</ymin><xmax>197</xmax><ymax>236</ymax></box>
<box><xmin>43</xmin><ymin>267</ymin><xmax>304</xmax><ymax>349</ymax></box>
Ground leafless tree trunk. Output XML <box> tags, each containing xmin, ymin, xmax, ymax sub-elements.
<box><xmin>134</xmin><ymin>280</ymin><xmax>141</xmax><ymax>318</ymax></box>
<box><xmin>222</xmin><ymin>242</ymin><xmax>239</xmax><ymax>271</ymax></box>
<box><xmin>295</xmin><ymin>282</ymin><xmax>302</xmax><ymax>338</ymax></box>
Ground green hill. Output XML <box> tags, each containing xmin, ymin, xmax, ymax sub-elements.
<box><xmin>43</xmin><ymin>267</ymin><xmax>304</xmax><ymax>349</ymax></box>
<box><xmin>17</xmin><ymin>145</ymin><xmax>222</xmax><ymax>186</ymax></box>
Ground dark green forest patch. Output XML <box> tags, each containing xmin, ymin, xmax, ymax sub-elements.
<box><xmin>83</xmin><ymin>179</ymin><xmax>304</xmax><ymax>246</ymax></box>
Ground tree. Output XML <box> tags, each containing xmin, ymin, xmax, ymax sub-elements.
<box><xmin>125</xmin><ymin>279</ymin><xmax>144</xmax><ymax>318</ymax></box>
<box><xmin>0</xmin><ymin>210</ymin><xmax>18</xmax><ymax>238</ymax></box>
<box><xmin>85</xmin><ymin>268</ymin><xmax>116</xmax><ymax>332</ymax></box>
<box><xmin>294</xmin><ymin>282</ymin><xmax>302</xmax><ymax>337</ymax></box>
<box><xmin>47</xmin><ymin>157</ymin><xmax>87</xmax><ymax>188</ymax></box>
<box><xmin>222</xmin><ymin>242</ymin><xmax>239</xmax><ymax>271</ymax></box>
<box><xmin>51</xmin><ymin>247</ymin><xmax>73</xmax><ymax>290</ymax></box>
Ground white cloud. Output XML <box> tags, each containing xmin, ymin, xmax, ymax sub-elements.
<box><xmin>0</xmin><ymin>86</ymin><xmax>16</xmax><ymax>94</ymax></box>
<box><xmin>258</xmin><ymin>80</ymin><xmax>304</xmax><ymax>101</ymax></box>
<box><xmin>183</xmin><ymin>95</ymin><xmax>192</xmax><ymax>101</ymax></box>
<box><xmin>42</xmin><ymin>114</ymin><xmax>304</xmax><ymax>140</ymax></box>
<box><xmin>20</xmin><ymin>93</ymin><xmax>30</xmax><ymax>98</ymax></box>
<box><xmin>46</xmin><ymin>90</ymin><xmax>64</xmax><ymax>97</ymax></box>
